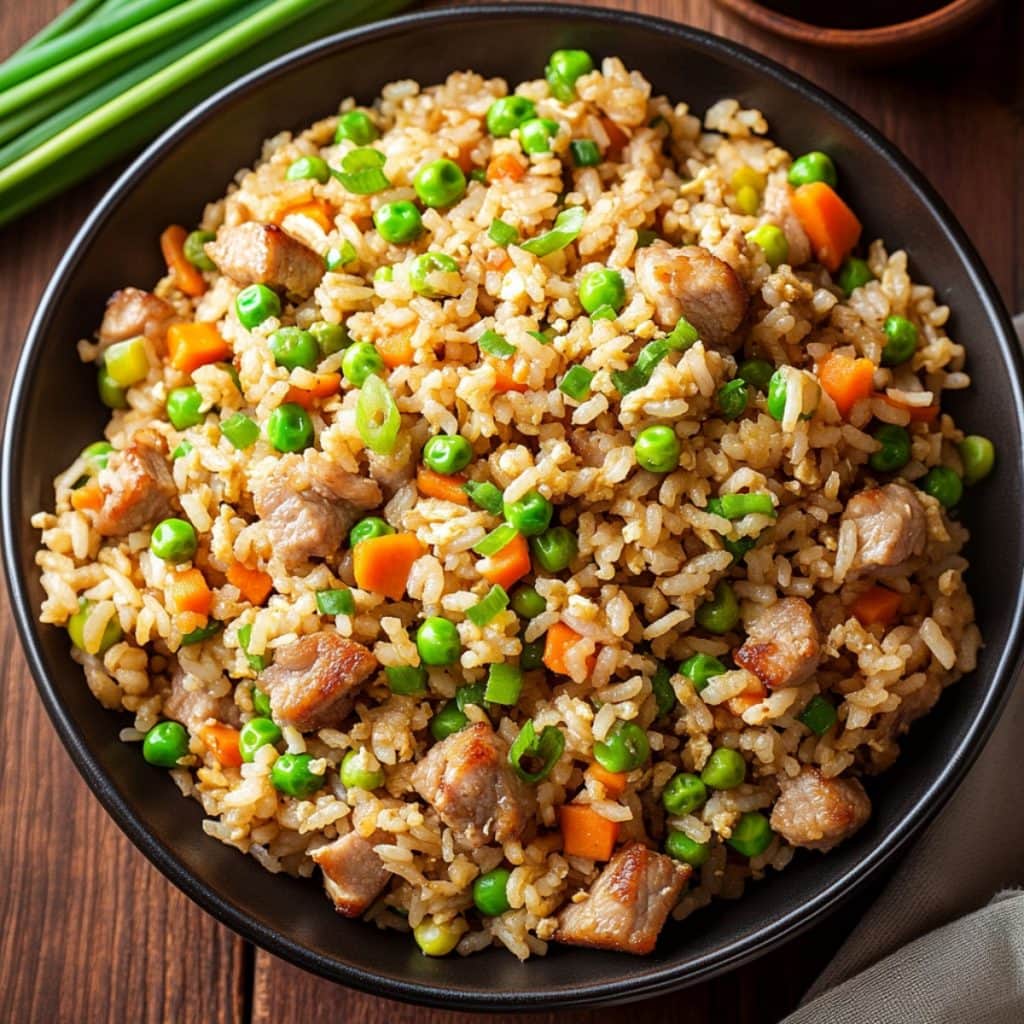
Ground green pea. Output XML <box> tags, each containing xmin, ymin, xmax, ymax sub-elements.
<box><xmin>340</xmin><ymin>749</ymin><xmax>384</xmax><ymax>790</ymax></box>
<box><xmin>838</xmin><ymin>257</ymin><xmax>873</xmax><ymax>296</ymax></box>
<box><xmin>545</xmin><ymin>48</ymin><xmax>595</xmax><ymax>102</ymax></box>
<box><xmin>67</xmin><ymin>599</ymin><xmax>122</xmax><ymax>655</ymax></box>
<box><xmin>578</xmin><ymin>268</ymin><xmax>626</xmax><ymax>315</ymax></box>
<box><xmin>430</xmin><ymin>700</ymin><xmax>469</xmax><ymax>741</ymax></box>
<box><xmin>869</xmin><ymin>424</ymin><xmax>911</xmax><ymax>473</ymax></box>
<box><xmin>310</xmin><ymin>321</ymin><xmax>349</xmax><ymax>357</ymax></box>
<box><xmin>373</xmin><ymin>200</ymin><xmax>424</xmax><ymax>244</ymax></box>
<box><xmin>104</xmin><ymin>336</ymin><xmax>149</xmax><ymax>387</ymax></box>
<box><xmin>881</xmin><ymin>314</ymin><xmax>918</xmax><ymax>366</ymax></box>
<box><xmin>239</xmin><ymin>717</ymin><xmax>282</xmax><ymax>762</ymax></box>
<box><xmin>349</xmin><ymin>516</ymin><xmax>395</xmax><ymax>547</ymax></box>
<box><xmin>787</xmin><ymin>151</ymin><xmax>838</xmax><ymax>189</ymax></box>
<box><xmin>511</xmin><ymin>586</ymin><xmax>546</xmax><ymax>619</ymax></box>
<box><xmin>235</xmin><ymin>283</ymin><xmax>281</xmax><ymax>330</ymax></box>
<box><xmin>746</xmin><ymin>223</ymin><xmax>789</xmax><ymax>268</ymax></box>
<box><xmin>679</xmin><ymin>653</ymin><xmax>727</xmax><ymax>692</ymax></box>
<box><xmin>486</xmin><ymin>95</ymin><xmax>537</xmax><ymax>137</ymax></box>
<box><xmin>166</xmin><ymin>386</ymin><xmax>204</xmax><ymax>429</ymax></box>
<box><xmin>413</xmin><ymin>918</ymin><xmax>463</xmax><ymax>957</ymax></box>
<box><xmin>519</xmin><ymin>117</ymin><xmax>559</xmax><ymax>154</ymax></box>
<box><xmin>270</xmin><ymin>752</ymin><xmax>324</xmax><ymax>798</ymax></box>
<box><xmin>334</xmin><ymin>110</ymin><xmax>378</xmax><ymax>145</ymax></box>
<box><xmin>340</xmin><ymin>340</ymin><xmax>384</xmax><ymax>386</ymax></box>
<box><xmin>473</xmin><ymin>867</ymin><xmax>511</xmax><ymax>916</ymax></box>
<box><xmin>413</xmin><ymin>159</ymin><xmax>467</xmax><ymax>208</ymax></box>
<box><xmin>81</xmin><ymin>441</ymin><xmax>114</xmax><ymax>473</ymax></box>
<box><xmin>266</xmin><ymin>402</ymin><xmax>313</xmax><ymax>453</ymax></box>
<box><xmin>183</xmin><ymin>229</ymin><xmax>217</xmax><ymax>271</ymax></box>
<box><xmin>634</xmin><ymin>424</ymin><xmax>680</xmax><ymax>474</ymax></box>
<box><xmin>569</xmin><ymin>139</ymin><xmax>601</xmax><ymax>167</ymax></box>
<box><xmin>700</xmin><ymin>747</ymin><xmax>746</xmax><ymax>789</ymax></box>
<box><xmin>727</xmin><ymin>811</ymin><xmax>773</xmax><ymax>857</ymax></box>
<box><xmin>717</xmin><ymin>379</ymin><xmax>749</xmax><ymax>421</ymax></box>
<box><xmin>520</xmin><ymin>639</ymin><xmax>544</xmax><ymax>671</ymax></box>
<box><xmin>150</xmin><ymin>518</ymin><xmax>198</xmax><ymax>563</ymax></box>
<box><xmin>285</xmin><ymin>155</ymin><xmax>330</xmax><ymax>183</ymax></box>
<box><xmin>503</xmin><ymin>491</ymin><xmax>553</xmax><ymax>537</ymax></box>
<box><xmin>593</xmin><ymin>721</ymin><xmax>650</xmax><ymax>774</ymax></box>
<box><xmin>409</xmin><ymin>251</ymin><xmax>462</xmax><ymax>297</ymax></box>
<box><xmin>143</xmin><ymin>720</ymin><xmax>189</xmax><ymax>767</ymax></box>
<box><xmin>695</xmin><ymin>580</ymin><xmax>740</xmax><ymax>634</ymax></box>
<box><xmin>422</xmin><ymin>434</ymin><xmax>473</xmax><ymax>475</ymax></box>
<box><xmin>737</xmin><ymin>358</ymin><xmax>774</xmax><ymax>393</ymax></box>
<box><xmin>97</xmin><ymin>366</ymin><xmax>127</xmax><ymax>409</ymax></box>
<box><xmin>530</xmin><ymin>526</ymin><xmax>578</xmax><ymax>573</ymax></box>
<box><xmin>766</xmin><ymin>369</ymin><xmax>789</xmax><ymax>421</ymax></box>
<box><xmin>959</xmin><ymin>435</ymin><xmax>994</xmax><ymax>485</ymax></box>
<box><xmin>919</xmin><ymin>465</ymin><xmax>962</xmax><ymax>509</ymax></box>
<box><xmin>665</xmin><ymin>829</ymin><xmax>711</xmax><ymax>867</ymax></box>
<box><xmin>252</xmin><ymin>687</ymin><xmax>272</xmax><ymax>717</ymax></box>
<box><xmin>416</xmin><ymin>617</ymin><xmax>461</xmax><ymax>666</ymax></box>
<box><xmin>662</xmin><ymin>772</ymin><xmax>708</xmax><ymax>816</ymax></box>
<box><xmin>268</xmin><ymin>327</ymin><xmax>319</xmax><ymax>372</ymax></box>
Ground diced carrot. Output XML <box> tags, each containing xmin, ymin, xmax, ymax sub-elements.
<box><xmin>376</xmin><ymin>330</ymin><xmax>415</xmax><ymax>369</ymax></box>
<box><xmin>879</xmin><ymin>394</ymin><xmax>940</xmax><ymax>423</ymax></box>
<box><xmin>160</xmin><ymin>224</ymin><xmax>206</xmax><ymax>297</ymax></box>
<box><xmin>168</xmin><ymin>568</ymin><xmax>212</xmax><ymax>616</ymax></box>
<box><xmin>492</xmin><ymin>361</ymin><xmax>528</xmax><ymax>394</ymax></box>
<box><xmin>455</xmin><ymin>140</ymin><xmax>476</xmax><ymax>174</ymax></box>
<box><xmin>478</xmin><ymin>532</ymin><xmax>531</xmax><ymax>590</ymax></box>
<box><xmin>818</xmin><ymin>353</ymin><xmax>876</xmax><ymax>419</ymax></box>
<box><xmin>586</xmin><ymin>762</ymin><xmax>628</xmax><ymax>797</ymax></box>
<box><xmin>352</xmin><ymin>532</ymin><xmax>424</xmax><ymax>600</ymax></box>
<box><xmin>416</xmin><ymin>468</ymin><xmax>469</xmax><ymax>505</ymax></box>
<box><xmin>275</xmin><ymin>198</ymin><xmax>335</xmax><ymax>232</ymax></box>
<box><xmin>226</xmin><ymin>561</ymin><xmax>273</xmax><ymax>605</ymax></box>
<box><xmin>601</xmin><ymin>116</ymin><xmax>629</xmax><ymax>156</ymax></box>
<box><xmin>285</xmin><ymin>372</ymin><xmax>342</xmax><ymax>409</ymax></box>
<box><xmin>559</xmin><ymin>803</ymin><xmax>619</xmax><ymax>861</ymax></box>
<box><xmin>851</xmin><ymin>585</ymin><xmax>903</xmax><ymax>628</ymax></box>
<box><xmin>199</xmin><ymin>723</ymin><xmax>242</xmax><ymax>769</ymax></box>
<box><xmin>543</xmin><ymin>620</ymin><xmax>597</xmax><ymax>677</ymax></box>
<box><xmin>176</xmin><ymin>611</ymin><xmax>208</xmax><ymax>636</ymax></box>
<box><xmin>726</xmin><ymin>677</ymin><xmax>767</xmax><ymax>717</ymax></box>
<box><xmin>790</xmin><ymin>182</ymin><xmax>862</xmax><ymax>273</ymax></box>
<box><xmin>71</xmin><ymin>481</ymin><xmax>103</xmax><ymax>511</ymax></box>
<box><xmin>166</xmin><ymin>322</ymin><xmax>232</xmax><ymax>374</ymax></box>
<box><xmin>486</xmin><ymin>152</ymin><xmax>527</xmax><ymax>183</ymax></box>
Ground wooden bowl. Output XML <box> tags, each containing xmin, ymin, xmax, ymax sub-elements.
<box><xmin>713</xmin><ymin>0</ymin><xmax>999</xmax><ymax>61</ymax></box>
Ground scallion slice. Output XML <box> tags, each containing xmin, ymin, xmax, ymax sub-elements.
<box><xmin>386</xmin><ymin>665</ymin><xmax>427</xmax><ymax>695</ymax></box>
<box><xmin>463</xmin><ymin>480</ymin><xmax>504</xmax><ymax>515</ymax></box>
<box><xmin>484</xmin><ymin>663</ymin><xmax>522</xmax><ymax>705</ymax></box>
<box><xmin>520</xmin><ymin>205</ymin><xmax>585</xmax><ymax>257</ymax></box>
<box><xmin>316</xmin><ymin>588</ymin><xmax>355</xmax><ymax>616</ymax></box>
<box><xmin>466</xmin><ymin>584</ymin><xmax>509</xmax><ymax>627</ymax></box>
<box><xmin>472</xmin><ymin>523</ymin><xmax>519</xmax><ymax>557</ymax></box>
<box><xmin>508</xmin><ymin>720</ymin><xmax>564</xmax><ymax>782</ymax></box>
<box><xmin>488</xmin><ymin>219</ymin><xmax>519</xmax><ymax>247</ymax></box>
<box><xmin>355</xmin><ymin>374</ymin><xmax>401</xmax><ymax>454</ymax></box>
<box><xmin>181</xmin><ymin>619</ymin><xmax>222</xmax><ymax>647</ymax></box>
<box><xmin>559</xmin><ymin>364</ymin><xmax>594</xmax><ymax>400</ymax></box>
<box><xmin>478</xmin><ymin>329</ymin><xmax>516</xmax><ymax>358</ymax></box>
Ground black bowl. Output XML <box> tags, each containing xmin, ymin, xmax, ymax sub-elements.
<box><xmin>3</xmin><ymin>3</ymin><xmax>1023</xmax><ymax>1011</ymax></box>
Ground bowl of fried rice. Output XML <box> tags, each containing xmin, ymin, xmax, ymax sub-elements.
<box><xmin>4</xmin><ymin>2</ymin><xmax>1024</xmax><ymax>1010</ymax></box>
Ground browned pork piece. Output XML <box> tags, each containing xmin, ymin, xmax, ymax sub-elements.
<box><xmin>206</xmin><ymin>221</ymin><xmax>324</xmax><ymax>298</ymax></box>
<box><xmin>411</xmin><ymin>722</ymin><xmax>536</xmax><ymax>849</ymax></box>
<box><xmin>312</xmin><ymin>830</ymin><xmax>392</xmax><ymax>917</ymax></box>
<box><xmin>770</xmin><ymin>767</ymin><xmax>871</xmax><ymax>852</ymax></box>
<box><xmin>260</xmin><ymin>632</ymin><xmax>378</xmax><ymax>731</ymax></box>
<box><xmin>98</xmin><ymin>287</ymin><xmax>177</xmax><ymax>352</ymax></box>
<box><xmin>841</xmin><ymin>483</ymin><xmax>927</xmax><ymax>572</ymax></box>
<box><xmin>634</xmin><ymin>243</ymin><xmax>748</xmax><ymax>344</ymax></box>
<box><xmin>556</xmin><ymin>843</ymin><xmax>691</xmax><ymax>954</ymax></box>
<box><xmin>163</xmin><ymin>664</ymin><xmax>240</xmax><ymax>731</ymax></box>
<box><xmin>735</xmin><ymin>596</ymin><xmax>821</xmax><ymax>691</ymax></box>
<box><xmin>252</xmin><ymin>451</ymin><xmax>381</xmax><ymax>569</ymax></box>
<box><xmin>94</xmin><ymin>429</ymin><xmax>177</xmax><ymax>536</ymax></box>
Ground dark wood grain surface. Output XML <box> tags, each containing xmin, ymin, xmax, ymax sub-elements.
<box><xmin>1</xmin><ymin>2</ymin><xmax>1021</xmax><ymax>1021</ymax></box>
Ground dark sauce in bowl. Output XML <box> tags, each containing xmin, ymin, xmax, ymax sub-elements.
<box><xmin>754</xmin><ymin>0</ymin><xmax>948</xmax><ymax>29</ymax></box>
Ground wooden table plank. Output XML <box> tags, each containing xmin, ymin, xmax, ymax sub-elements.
<box><xmin>0</xmin><ymin>1</ymin><xmax>1020</xmax><ymax>1022</ymax></box>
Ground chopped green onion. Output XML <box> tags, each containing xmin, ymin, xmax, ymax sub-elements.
<box><xmin>316</xmin><ymin>588</ymin><xmax>354</xmax><ymax>617</ymax></box>
<box><xmin>325</xmin><ymin>240</ymin><xmax>357</xmax><ymax>270</ymax></box>
<box><xmin>472</xmin><ymin>523</ymin><xmax>519</xmax><ymax>557</ymax></box>
<box><xmin>520</xmin><ymin>205</ymin><xmax>585</xmax><ymax>257</ymax></box>
<box><xmin>508</xmin><ymin>720</ymin><xmax>564</xmax><ymax>782</ymax></box>
<box><xmin>528</xmin><ymin>329</ymin><xmax>554</xmax><ymax>345</ymax></box>
<box><xmin>652</xmin><ymin>663</ymin><xmax>676</xmax><ymax>717</ymax></box>
<box><xmin>104</xmin><ymin>336</ymin><xmax>149</xmax><ymax>386</ymax></box>
<box><xmin>589</xmin><ymin>304</ymin><xmax>617</xmax><ymax>321</ymax></box>
<box><xmin>462</xmin><ymin>480</ymin><xmax>504</xmax><ymax>515</ymax></box>
<box><xmin>455</xmin><ymin>682</ymin><xmax>487</xmax><ymax>711</ymax></box>
<box><xmin>181</xmin><ymin>619</ymin><xmax>222</xmax><ymax>647</ymax></box>
<box><xmin>706</xmin><ymin>492</ymin><xmax>777</xmax><ymax>520</ymax></box>
<box><xmin>484</xmin><ymin>663</ymin><xmax>523</xmax><ymax>705</ymax></box>
<box><xmin>665</xmin><ymin>317</ymin><xmax>699</xmax><ymax>350</ymax></box>
<box><xmin>386</xmin><ymin>665</ymin><xmax>427</xmax><ymax>695</ymax></box>
<box><xmin>611</xmin><ymin>338</ymin><xmax>673</xmax><ymax>396</ymax></box>
<box><xmin>723</xmin><ymin>536</ymin><xmax>757</xmax><ymax>562</ymax></box>
<box><xmin>478</xmin><ymin>329</ymin><xmax>516</xmax><ymax>358</ymax></box>
<box><xmin>466</xmin><ymin>584</ymin><xmax>509</xmax><ymax>627</ymax></box>
<box><xmin>520</xmin><ymin>638</ymin><xmax>544</xmax><ymax>670</ymax></box>
<box><xmin>469</xmin><ymin>167</ymin><xmax>487</xmax><ymax>182</ymax></box>
<box><xmin>569</xmin><ymin>139</ymin><xmax>600</xmax><ymax>166</ymax></box>
<box><xmin>636</xmin><ymin>228</ymin><xmax>658</xmax><ymax>248</ymax></box>
<box><xmin>221</xmin><ymin>412</ymin><xmax>259</xmax><ymax>450</ymax></box>
<box><xmin>559</xmin><ymin>365</ymin><xmax>594</xmax><ymax>400</ymax></box>
<box><xmin>171</xmin><ymin>440</ymin><xmax>193</xmax><ymax>460</ymax></box>
<box><xmin>799</xmin><ymin>695</ymin><xmax>837</xmax><ymax>736</ymax></box>
<box><xmin>488</xmin><ymin>219</ymin><xmax>519</xmax><ymax>246</ymax></box>
<box><xmin>355</xmin><ymin>374</ymin><xmax>401</xmax><ymax>455</ymax></box>
<box><xmin>333</xmin><ymin>146</ymin><xmax>390</xmax><ymax>194</ymax></box>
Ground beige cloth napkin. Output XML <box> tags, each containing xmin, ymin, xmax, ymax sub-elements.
<box><xmin>783</xmin><ymin>316</ymin><xmax>1024</xmax><ymax>1023</ymax></box>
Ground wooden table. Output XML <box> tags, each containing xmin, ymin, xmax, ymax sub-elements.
<box><xmin>1</xmin><ymin>2</ymin><xmax>1021</xmax><ymax>1020</ymax></box>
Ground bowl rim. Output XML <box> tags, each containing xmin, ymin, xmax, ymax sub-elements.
<box><xmin>3</xmin><ymin>2</ymin><xmax>1023</xmax><ymax>1010</ymax></box>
